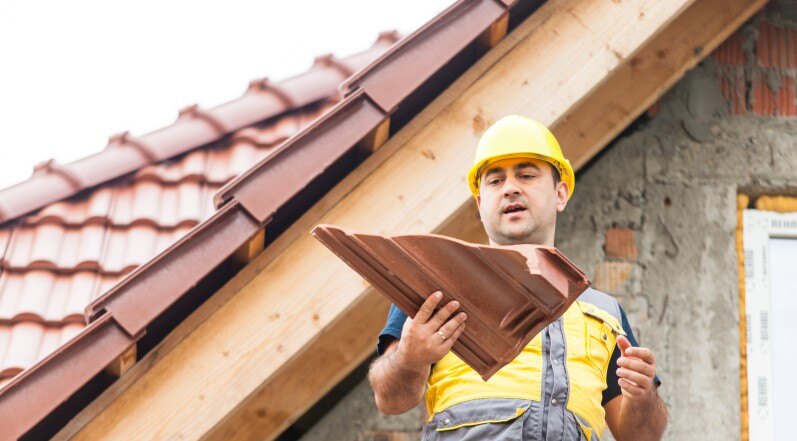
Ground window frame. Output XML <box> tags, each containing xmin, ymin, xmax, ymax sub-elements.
<box><xmin>742</xmin><ymin>208</ymin><xmax>797</xmax><ymax>440</ymax></box>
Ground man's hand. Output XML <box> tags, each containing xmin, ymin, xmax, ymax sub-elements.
<box><xmin>368</xmin><ymin>291</ymin><xmax>467</xmax><ymax>415</ymax></box>
<box><xmin>605</xmin><ymin>335</ymin><xmax>667</xmax><ymax>441</ymax></box>
<box><xmin>396</xmin><ymin>291</ymin><xmax>467</xmax><ymax>371</ymax></box>
<box><xmin>616</xmin><ymin>335</ymin><xmax>657</xmax><ymax>403</ymax></box>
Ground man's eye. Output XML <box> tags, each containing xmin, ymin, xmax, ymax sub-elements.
<box><xmin>521</xmin><ymin>174</ymin><xmax>535</xmax><ymax>180</ymax></box>
<box><xmin>487</xmin><ymin>178</ymin><xmax>500</xmax><ymax>186</ymax></box>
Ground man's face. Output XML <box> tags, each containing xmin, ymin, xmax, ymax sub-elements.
<box><xmin>476</xmin><ymin>157</ymin><xmax>569</xmax><ymax>246</ymax></box>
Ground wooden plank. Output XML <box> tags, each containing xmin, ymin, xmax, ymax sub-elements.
<box><xmin>477</xmin><ymin>12</ymin><xmax>509</xmax><ymax>51</ymax></box>
<box><xmin>67</xmin><ymin>0</ymin><xmax>768</xmax><ymax>439</ymax></box>
<box><xmin>103</xmin><ymin>344</ymin><xmax>136</xmax><ymax>378</ymax></box>
<box><xmin>232</xmin><ymin>229</ymin><xmax>265</xmax><ymax>265</ymax></box>
<box><xmin>357</xmin><ymin>117</ymin><xmax>391</xmax><ymax>155</ymax></box>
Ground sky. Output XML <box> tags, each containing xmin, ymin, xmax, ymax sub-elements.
<box><xmin>0</xmin><ymin>0</ymin><xmax>452</xmax><ymax>189</ymax></box>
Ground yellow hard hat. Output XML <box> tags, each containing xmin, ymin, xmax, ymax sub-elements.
<box><xmin>467</xmin><ymin>115</ymin><xmax>575</xmax><ymax>199</ymax></box>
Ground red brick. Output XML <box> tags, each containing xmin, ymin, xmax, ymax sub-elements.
<box><xmin>593</xmin><ymin>262</ymin><xmax>638</xmax><ymax>296</ymax></box>
<box><xmin>757</xmin><ymin>21</ymin><xmax>797</xmax><ymax>69</ymax></box>
<box><xmin>604</xmin><ymin>228</ymin><xmax>637</xmax><ymax>261</ymax></box>
<box><xmin>750</xmin><ymin>72</ymin><xmax>797</xmax><ymax>117</ymax></box>
<box><xmin>751</xmin><ymin>74</ymin><xmax>774</xmax><ymax>116</ymax></box>
<box><xmin>713</xmin><ymin>30</ymin><xmax>745</xmax><ymax>66</ymax></box>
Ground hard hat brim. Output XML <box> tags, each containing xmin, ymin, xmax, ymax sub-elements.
<box><xmin>467</xmin><ymin>152</ymin><xmax>575</xmax><ymax>199</ymax></box>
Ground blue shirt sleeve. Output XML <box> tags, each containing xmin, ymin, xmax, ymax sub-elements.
<box><xmin>602</xmin><ymin>305</ymin><xmax>662</xmax><ymax>406</ymax></box>
<box><xmin>376</xmin><ymin>304</ymin><xmax>408</xmax><ymax>356</ymax></box>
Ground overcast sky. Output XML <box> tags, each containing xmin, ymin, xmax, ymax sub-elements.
<box><xmin>0</xmin><ymin>0</ymin><xmax>452</xmax><ymax>189</ymax></box>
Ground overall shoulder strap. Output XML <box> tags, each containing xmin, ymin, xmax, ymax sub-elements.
<box><xmin>577</xmin><ymin>287</ymin><xmax>622</xmax><ymax>322</ymax></box>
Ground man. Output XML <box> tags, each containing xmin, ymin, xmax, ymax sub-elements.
<box><xmin>368</xmin><ymin>115</ymin><xmax>667</xmax><ymax>440</ymax></box>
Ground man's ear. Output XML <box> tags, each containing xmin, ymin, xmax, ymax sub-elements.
<box><xmin>555</xmin><ymin>182</ymin><xmax>569</xmax><ymax>213</ymax></box>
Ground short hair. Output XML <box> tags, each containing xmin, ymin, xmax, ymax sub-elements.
<box><xmin>548</xmin><ymin>162</ymin><xmax>561</xmax><ymax>188</ymax></box>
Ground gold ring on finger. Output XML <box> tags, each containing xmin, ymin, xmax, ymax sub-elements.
<box><xmin>437</xmin><ymin>330</ymin><xmax>447</xmax><ymax>341</ymax></box>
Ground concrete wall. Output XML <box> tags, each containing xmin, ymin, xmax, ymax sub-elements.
<box><xmin>299</xmin><ymin>2</ymin><xmax>797</xmax><ymax>440</ymax></box>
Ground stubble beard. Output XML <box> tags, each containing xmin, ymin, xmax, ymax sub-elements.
<box><xmin>489</xmin><ymin>213</ymin><xmax>553</xmax><ymax>246</ymax></box>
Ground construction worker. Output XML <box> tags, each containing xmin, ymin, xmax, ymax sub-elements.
<box><xmin>368</xmin><ymin>115</ymin><xmax>667</xmax><ymax>440</ymax></box>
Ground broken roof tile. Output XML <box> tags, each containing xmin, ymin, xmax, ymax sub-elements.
<box><xmin>312</xmin><ymin>225</ymin><xmax>590</xmax><ymax>380</ymax></box>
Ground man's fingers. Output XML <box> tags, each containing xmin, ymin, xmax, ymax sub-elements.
<box><xmin>439</xmin><ymin>312</ymin><xmax>467</xmax><ymax>337</ymax></box>
<box><xmin>415</xmin><ymin>291</ymin><xmax>443</xmax><ymax>324</ymax></box>
<box><xmin>617</xmin><ymin>367</ymin><xmax>652</xmax><ymax>388</ymax></box>
<box><xmin>625</xmin><ymin>346</ymin><xmax>655</xmax><ymax>365</ymax></box>
<box><xmin>616</xmin><ymin>335</ymin><xmax>632</xmax><ymax>356</ymax></box>
<box><xmin>617</xmin><ymin>356</ymin><xmax>656</xmax><ymax>378</ymax></box>
<box><xmin>618</xmin><ymin>378</ymin><xmax>645</xmax><ymax>397</ymax></box>
<box><xmin>428</xmin><ymin>300</ymin><xmax>461</xmax><ymax>327</ymax></box>
<box><xmin>443</xmin><ymin>323</ymin><xmax>466</xmax><ymax>350</ymax></box>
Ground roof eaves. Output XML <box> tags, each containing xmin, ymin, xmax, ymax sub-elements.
<box><xmin>0</xmin><ymin>313</ymin><xmax>139</xmax><ymax>438</ymax></box>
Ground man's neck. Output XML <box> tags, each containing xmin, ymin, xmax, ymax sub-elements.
<box><xmin>488</xmin><ymin>236</ymin><xmax>555</xmax><ymax>247</ymax></box>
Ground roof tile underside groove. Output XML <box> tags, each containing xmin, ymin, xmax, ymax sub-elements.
<box><xmin>0</xmin><ymin>32</ymin><xmax>401</xmax><ymax>388</ymax></box>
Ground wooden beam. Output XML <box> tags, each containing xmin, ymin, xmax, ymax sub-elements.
<box><xmin>103</xmin><ymin>344</ymin><xmax>136</xmax><ymax>378</ymax></box>
<box><xmin>555</xmin><ymin>0</ymin><xmax>768</xmax><ymax>170</ymax></box>
<box><xmin>477</xmin><ymin>12</ymin><xmax>509</xmax><ymax>52</ymax></box>
<box><xmin>232</xmin><ymin>229</ymin><xmax>265</xmax><ymax>265</ymax></box>
<box><xmin>357</xmin><ymin>117</ymin><xmax>390</xmax><ymax>156</ymax></box>
<box><xmin>68</xmin><ymin>0</ymin><xmax>765</xmax><ymax>439</ymax></box>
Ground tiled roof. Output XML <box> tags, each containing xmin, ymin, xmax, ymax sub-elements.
<box><xmin>0</xmin><ymin>32</ymin><xmax>400</xmax><ymax>390</ymax></box>
<box><xmin>0</xmin><ymin>0</ymin><xmax>546</xmax><ymax>437</ymax></box>
<box><xmin>0</xmin><ymin>32</ymin><xmax>400</xmax><ymax>225</ymax></box>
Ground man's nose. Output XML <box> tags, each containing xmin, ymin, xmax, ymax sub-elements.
<box><xmin>502</xmin><ymin>177</ymin><xmax>521</xmax><ymax>197</ymax></box>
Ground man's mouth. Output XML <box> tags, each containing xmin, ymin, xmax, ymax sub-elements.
<box><xmin>502</xmin><ymin>203</ymin><xmax>527</xmax><ymax>215</ymax></box>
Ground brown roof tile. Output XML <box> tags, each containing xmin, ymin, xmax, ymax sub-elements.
<box><xmin>0</xmin><ymin>270</ymin><xmax>108</xmax><ymax>323</ymax></box>
<box><xmin>3</xmin><ymin>224</ymin><xmax>106</xmax><ymax>271</ymax></box>
<box><xmin>311</xmin><ymin>225</ymin><xmax>590</xmax><ymax>380</ymax></box>
<box><xmin>0</xmin><ymin>321</ymin><xmax>84</xmax><ymax>377</ymax></box>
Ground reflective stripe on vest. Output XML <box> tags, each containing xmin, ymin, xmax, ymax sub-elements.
<box><xmin>424</xmin><ymin>288</ymin><xmax>625</xmax><ymax>438</ymax></box>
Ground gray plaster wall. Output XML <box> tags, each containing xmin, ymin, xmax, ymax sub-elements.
<box><xmin>299</xmin><ymin>4</ymin><xmax>797</xmax><ymax>440</ymax></box>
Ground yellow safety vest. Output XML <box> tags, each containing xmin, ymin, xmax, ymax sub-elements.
<box><xmin>425</xmin><ymin>297</ymin><xmax>626</xmax><ymax>438</ymax></box>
